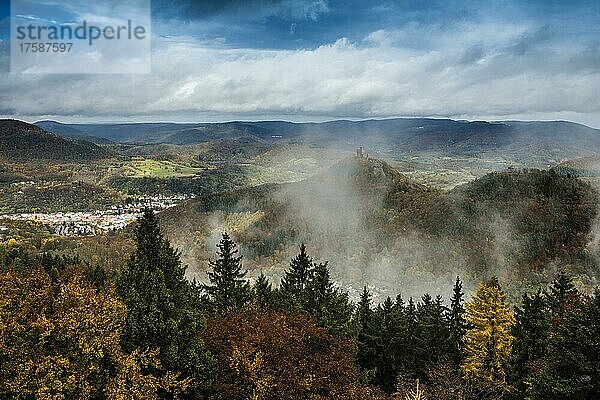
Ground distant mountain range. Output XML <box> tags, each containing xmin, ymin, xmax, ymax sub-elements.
<box><xmin>0</xmin><ymin>120</ymin><xmax>111</xmax><ymax>160</ymax></box>
<box><xmin>34</xmin><ymin>118</ymin><xmax>600</xmax><ymax>158</ymax></box>
<box><xmin>34</xmin><ymin>121</ymin><xmax>115</xmax><ymax>145</ymax></box>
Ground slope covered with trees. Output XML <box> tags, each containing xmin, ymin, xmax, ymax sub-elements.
<box><xmin>160</xmin><ymin>157</ymin><xmax>599</xmax><ymax>295</ymax></box>
<box><xmin>0</xmin><ymin>120</ymin><xmax>110</xmax><ymax>160</ymax></box>
<box><xmin>2</xmin><ymin>210</ymin><xmax>598</xmax><ymax>399</ymax></box>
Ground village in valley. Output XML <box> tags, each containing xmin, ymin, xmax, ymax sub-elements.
<box><xmin>0</xmin><ymin>194</ymin><xmax>194</xmax><ymax>236</ymax></box>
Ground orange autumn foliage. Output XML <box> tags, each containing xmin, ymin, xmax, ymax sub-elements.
<box><xmin>203</xmin><ymin>308</ymin><xmax>384</xmax><ymax>400</ymax></box>
<box><xmin>0</xmin><ymin>266</ymin><xmax>188</xmax><ymax>399</ymax></box>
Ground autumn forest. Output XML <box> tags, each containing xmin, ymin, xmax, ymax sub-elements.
<box><xmin>1</xmin><ymin>209</ymin><xmax>598</xmax><ymax>400</ymax></box>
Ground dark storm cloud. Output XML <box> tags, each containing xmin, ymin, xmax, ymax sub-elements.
<box><xmin>153</xmin><ymin>0</ymin><xmax>280</xmax><ymax>20</ymax></box>
<box><xmin>152</xmin><ymin>0</ymin><xmax>329</xmax><ymax>21</ymax></box>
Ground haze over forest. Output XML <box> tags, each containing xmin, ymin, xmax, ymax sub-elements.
<box><xmin>1</xmin><ymin>0</ymin><xmax>599</xmax><ymax>399</ymax></box>
<box><xmin>1</xmin><ymin>117</ymin><xmax>599</xmax><ymax>300</ymax></box>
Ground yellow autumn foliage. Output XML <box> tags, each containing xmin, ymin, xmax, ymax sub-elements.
<box><xmin>462</xmin><ymin>278</ymin><xmax>515</xmax><ymax>391</ymax></box>
<box><xmin>0</xmin><ymin>266</ymin><xmax>188</xmax><ymax>399</ymax></box>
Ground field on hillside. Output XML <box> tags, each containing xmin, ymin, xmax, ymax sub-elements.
<box><xmin>122</xmin><ymin>158</ymin><xmax>208</xmax><ymax>178</ymax></box>
<box><xmin>391</xmin><ymin>152</ymin><xmax>523</xmax><ymax>190</ymax></box>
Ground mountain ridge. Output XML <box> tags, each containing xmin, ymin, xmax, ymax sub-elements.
<box><xmin>33</xmin><ymin>118</ymin><xmax>600</xmax><ymax>149</ymax></box>
<box><xmin>0</xmin><ymin>120</ymin><xmax>111</xmax><ymax>160</ymax></box>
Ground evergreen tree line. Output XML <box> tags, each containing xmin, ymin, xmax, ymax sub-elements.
<box><xmin>1</xmin><ymin>209</ymin><xmax>599</xmax><ymax>400</ymax></box>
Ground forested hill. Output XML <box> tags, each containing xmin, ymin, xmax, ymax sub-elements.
<box><xmin>34</xmin><ymin>119</ymin><xmax>600</xmax><ymax>154</ymax></box>
<box><xmin>160</xmin><ymin>156</ymin><xmax>599</xmax><ymax>295</ymax></box>
<box><xmin>553</xmin><ymin>156</ymin><xmax>600</xmax><ymax>177</ymax></box>
<box><xmin>0</xmin><ymin>119</ymin><xmax>110</xmax><ymax>160</ymax></box>
<box><xmin>442</xmin><ymin>169</ymin><xmax>598</xmax><ymax>271</ymax></box>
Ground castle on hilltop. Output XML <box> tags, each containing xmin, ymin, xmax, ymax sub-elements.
<box><xmin>356</xmin><ymin>146</ymin><xmax>369</xmax><ymax>159</ymax></box>
<box><xmin>355</xmin><ymin>146</ymin><xmax>386</xmax><ymax>177</ymax></box>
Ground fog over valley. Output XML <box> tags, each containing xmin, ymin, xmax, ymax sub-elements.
<box><xmin>1</xmin><ymin>1</ymin><xmax>599</xmax><ymax>398</ymax></box>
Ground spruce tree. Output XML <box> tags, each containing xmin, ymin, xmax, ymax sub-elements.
<box><xmin>405</xmin><ymin>297</ymin><xmax>418</xmax><ymax>373</ymax></box>
<box><xmin>204</xmin><ymin>232</ymin><xmax>251</xmax><ymax>313</ymax></box>
<box><xmin>529</xmin><ymin>286</ymin><xmax>600</xmax><ymax>400</ymax></box>
<box><xmin>414</xmin><ymin>294</ymin><xmax>450</xmax><ymax>376</ymax></box>
<box><xmin>462</xmin><ymin>277</ymin><xmax>515</xmax><ymax>393</ymax></box>
<box><xmin>356</xmin><ymin>287</ymin><xmax>378</xmax><ymax>373</ymax></box>
<box><xmin>252</xmin><ymin>272</ymin><xmax>276</xmax><ymax>310</ymax></box>
<box><xmin>511</xmin><ymin>289</ymin><xmax>550</xmax><ymax>398</ymax></box>
<box><xmin>117</xmin><ymin>208</ymin><xmax>214</xmax><ymax>391</ymax></box>
<box><xmin>305</xmin><ymin>261</ymin><xmax>334</xmax><ymax>311</ymax></box>
<box><xmin>357</xmin><ymin>286</ymin><xmax>373</xmax><ymax>329</ymax></box>
<box><xmin>373</xmin><ymin>296</ymin><xmax>403</xmax><ymax>393</ymax></box>
<box><xmin>548</xmin><ymin>271</ymin><xmax>577</xmax><ymax>320</ymax></box>
<box><xmin>305</xmin><ymin>261</ymin><xmax>354</xmax><ymax>337</ymax></box>
<box><xmin>280</xmin><ymin>244</ymin><xmax>353</xmax><ymax>337</ymax></box>
<box><xmin>391</xmin><ymin>294</ymin><xmax>410</xmax><ymax>376</ymax></box>
<box><xmin>449</xmin><ymin>276</ymin><xmax>466</xmax><ymax>369</ymax></box>
<box><xmin>280</xmin><ymin>243</ymin><xmax>313</xmax><ymax>309</ymax></box>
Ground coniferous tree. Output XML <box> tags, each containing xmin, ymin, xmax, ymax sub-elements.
<box><xmin>414</xmin><ymin>294</ymin><xmax>450</xmax><ymax>377</ymax></box>
<box><xmin>548</xmin><ymin>271</ymin><xmax>577</xmax><ymax>321</ymax></box>
<box><xmin>305</xmin><ymin>261</ymin><xmax>334</xmax><ymax>311</ymax></box>
<box><xmin>529</xmin><ymin>286</ymin><xmax>600</xmax><ymax>400</ymax></box>
<box><xmin>280</xmin><ymin>243</ymin><xmax>313</xmax><ymax>309</ymax></box>
<box><xmin>448</xmin><ymin>276</ymin><xmax>466</xmax><ymax>369</ymax></box>
<box><xmin>204</xmin><ymin>232</ymin><xmax>251</xmax><ymax>313</ymax></box>
<box><xmin>405</xmin><ymin>297</ymin><xmax>418</xmax><ymax>373</ymax></box>
<box><xmin>117</xmin><ymin>208</ymin><xmax>215</xmax><ymax>391</ymax></box>
<box><xmin>391</xmin><ymin>294</ymin><xmax>411</xmax><ymax>377</ymax></box>
<box><xmin>462</xmin><ymin>277</ymin><xmax>515</xmax><ymax>393</ymax></box>
<box><xmin>434</xmin><ymin>294</ymin><xmax>450</xmax><ymax>354</ymax></box>
<box><xmin>510</xmin><ymin>289</ymin><xmax>550</xmax><ymax>398</ymax></box>
<box><xmin>280</xmin><ymin>244</ymin><xmax>353</xmax><ymax>337</ymax></box>
<box><xmin>356</xmin><ymin>286</ymin><xmax>378</xmax><ymax>377</ymax></box>
<box><xmin>305</xmin><ymin>261</ymin><xmax>354</xmax><ymax>337</ymax></box>
<box><xmin>373</xmin><ymin>296</ymin><xmax>403</xmax><ymax>393</ymax></box>
<box><xmin>252</xmin><ymin>272</ymin><xmax>274</xmax><ymax>310</ymax></box>
<box><xmin>357</xmin><ymin>287</ymin><xmax>373</xmax><ymax>331</ymax></box>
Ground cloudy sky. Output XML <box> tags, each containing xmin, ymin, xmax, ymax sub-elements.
<box><xmin>0</xmin><ymin>0</ymin><xmax>599</xmax><ymax>127</ymax></box>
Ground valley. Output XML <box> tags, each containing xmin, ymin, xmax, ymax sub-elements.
<box><xmin>1</xmin><ymin>118</ymin><xmax>599</xmax><ymax>301</ymax></box>
<box><xmin>4</xmin><ymin>3</ymin><xmax>599</xmax><ymax>397</ymax></box>
<box><xmin>0</xmin><ymin>117</ymin><xmax>599</xmax><ymax>400</ymax></box>
<box><xmin>0</xmin><ymin>194</ymin><xmax>192</xmax><ymax>236</ymax></box>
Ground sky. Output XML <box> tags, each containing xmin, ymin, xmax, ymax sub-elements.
<box><xmin>0</xmin><ymin>0</ymin><xmax>599</xmax><ymax>127</ymax></box>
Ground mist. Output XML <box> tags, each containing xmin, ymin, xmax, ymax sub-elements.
<box><xmin>158</xmin><ymin>124</ymin><xmax>600</xmax><ymax>303</ymax></box>
<box><xmin>172</xmin><ymin>144</ymin><xmax>474</xmax><ymax>301</ymax></box>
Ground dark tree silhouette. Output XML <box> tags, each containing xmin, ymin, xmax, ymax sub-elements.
<box><xmin>117</xmin><ymin>208</ymin><xmax>215</xmax><ymax>392</ymax></box>
<box><xmin>204</xmin><ymin>232</ymin><xmax>251</xmax><ymax>313</ymax></box>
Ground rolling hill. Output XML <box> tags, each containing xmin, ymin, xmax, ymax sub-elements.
<box><xmin>159</xmin><ymin>156</ymin><xmax>599</xmax><ymax>298</ymax></box>
<box><xmin>34</xmin><ymin>118</ymin><xmax>600</xmax><ymax>153</ymax></box>
<box><xmin>35</xmin><ymin>120</ymin><xmax>114</xmax><ymax>145</ymax></box>
<box><xmin>0</xmin><ymin>120</ymin><xmax>111</xmax><ymax>160</ymax></box>
<box><xmin>33</xmin><ymin>119</ymin><xmax>600</xmax><ymax>185</ymax></box>
<box><xmin>554</xmin><ymin>157</ymin><xmax>600</xmax><ymax>177</ymax></box>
